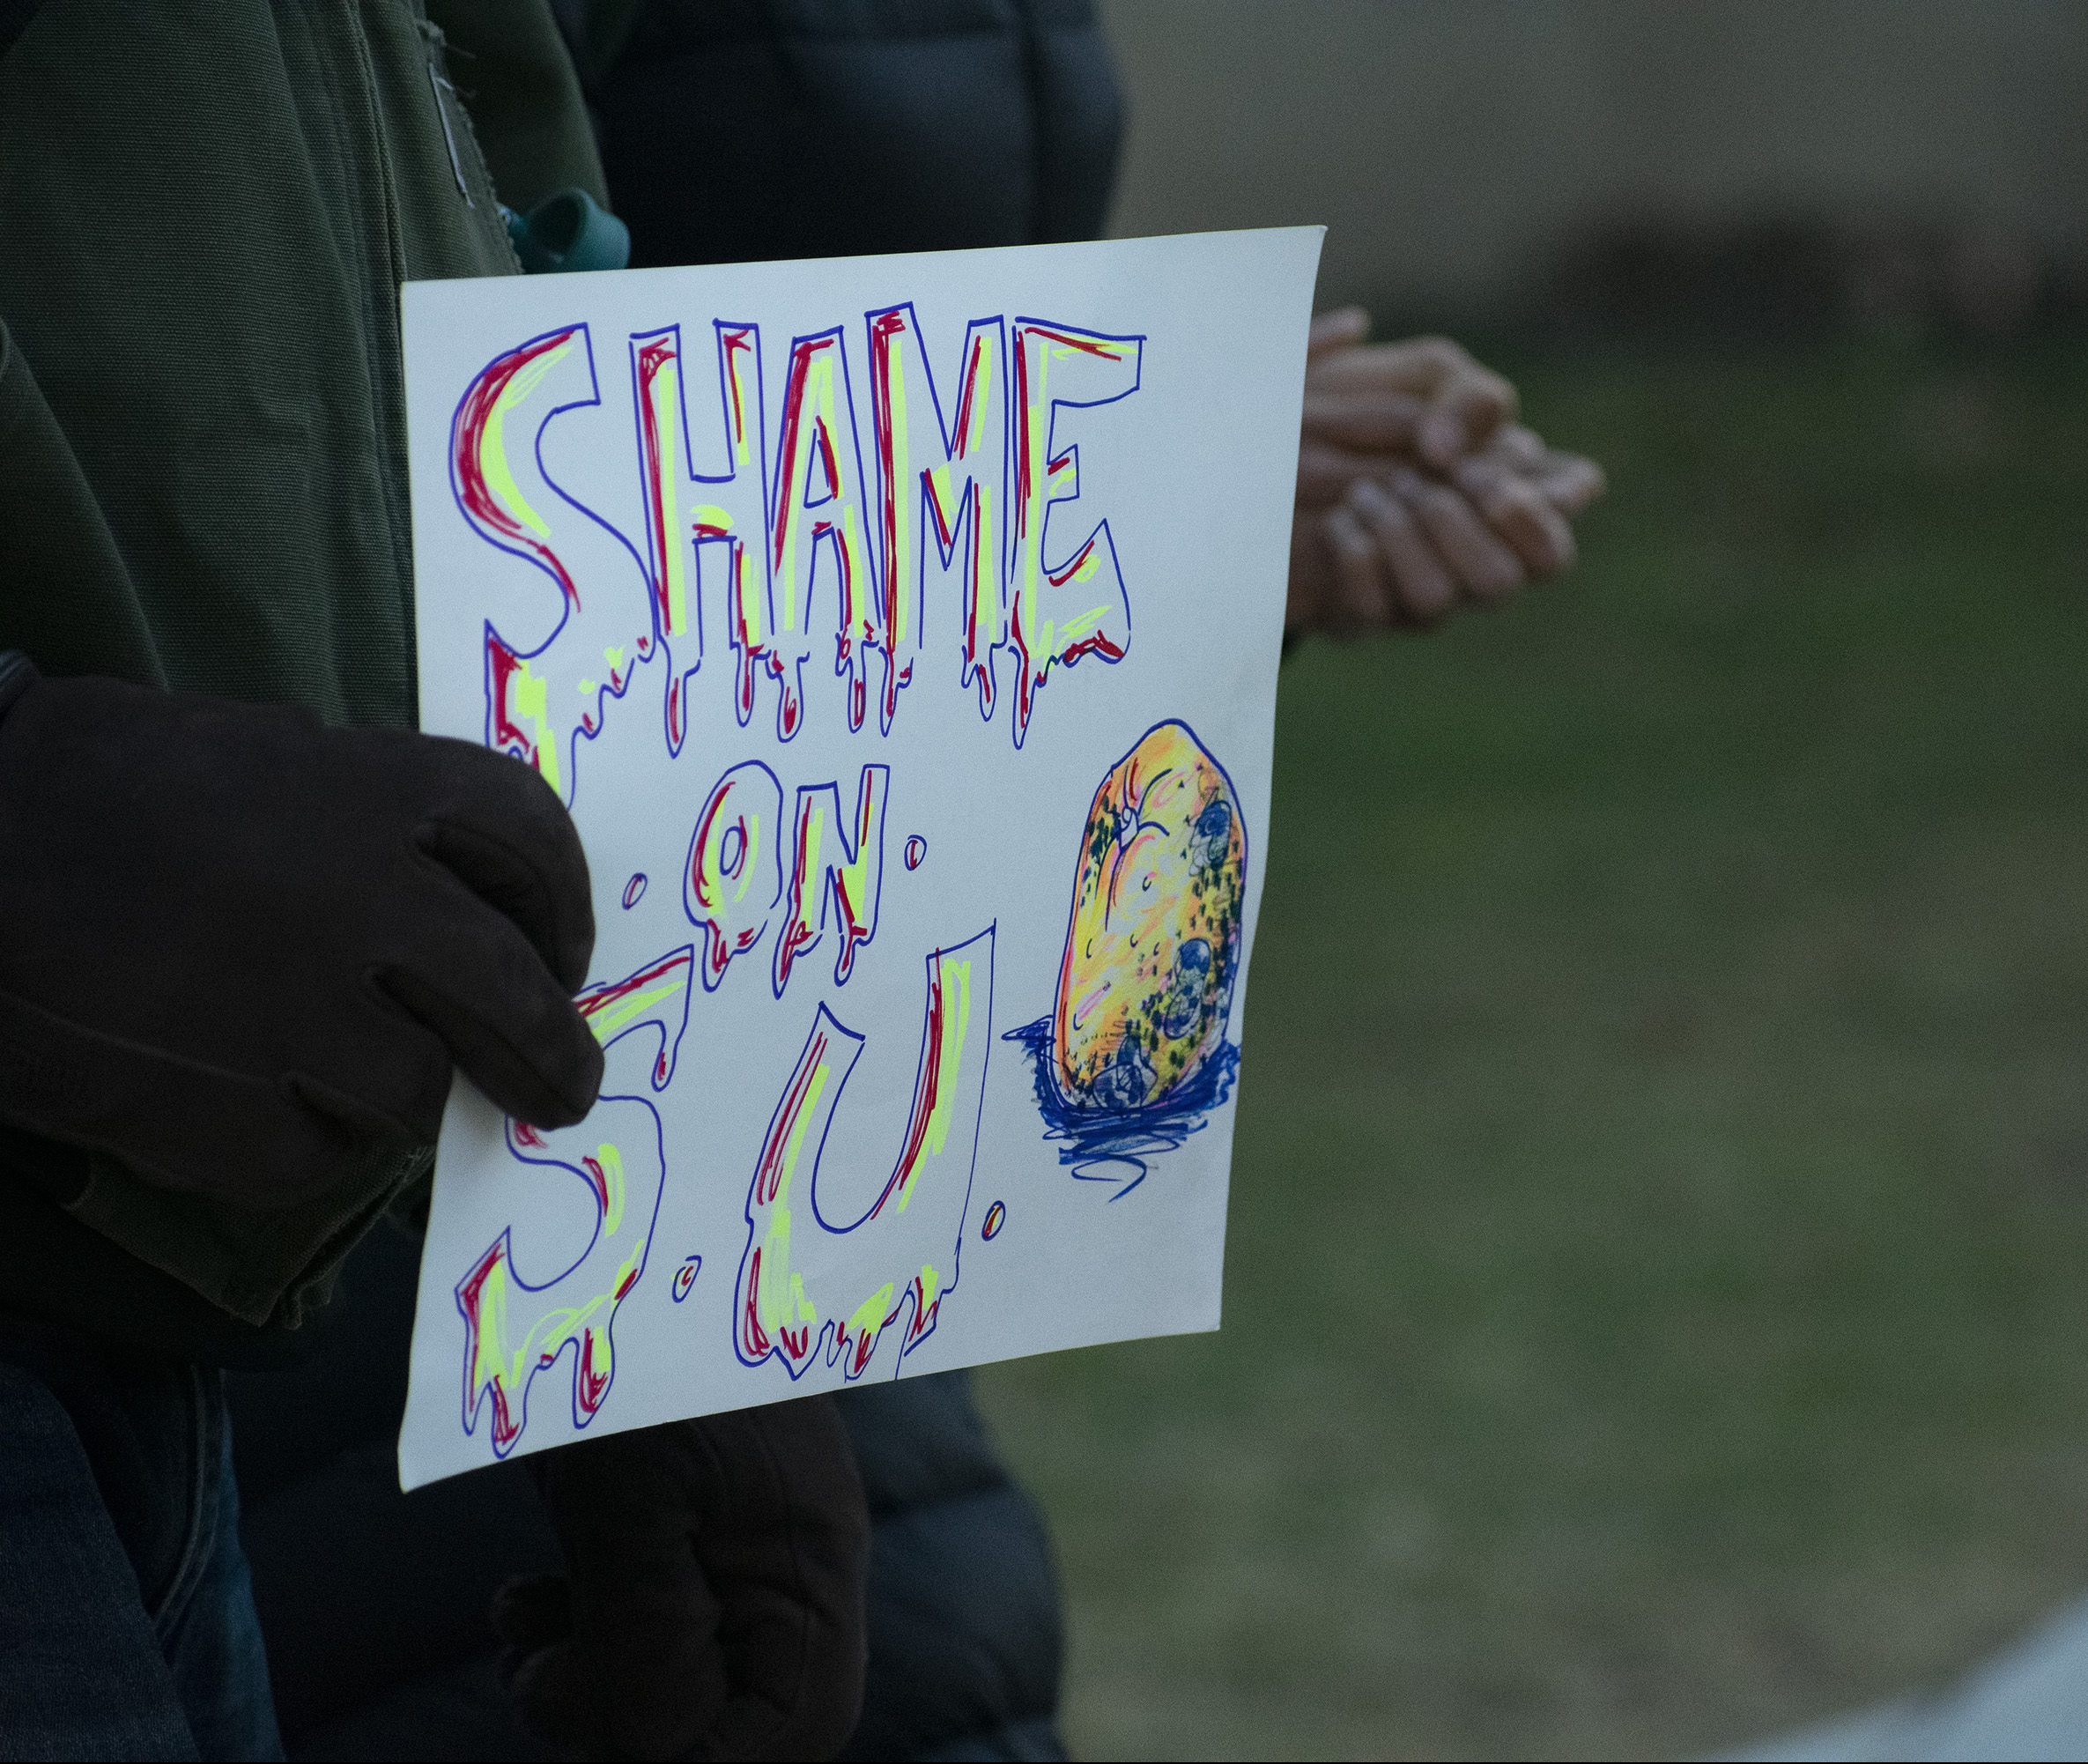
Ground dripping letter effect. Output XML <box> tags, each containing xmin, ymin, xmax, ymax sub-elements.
<box><xmin>455</xmin><ymin>309</ymin><xmax>1147</xmax><ymax>767</ymax></box>
<box><xmin>455</xmin><ymin>946</ymin><xmax>693</xmax><ymax>1457</ymax></box>
<box><xmin>736</xmin><ymin>927</ymin><xmax>996</xmax><ymax>1382</ymax></box>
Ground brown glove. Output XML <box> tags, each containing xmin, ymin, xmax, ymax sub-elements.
<box><xmin>493</xmin><ymin>1396</ymin><xmax>870</xmax><ymax>1761</ymax></box>
<box><xmin>0</xmin><ymin>661</ymin><xmax>601</xmax><ymax>1206</ymax></box>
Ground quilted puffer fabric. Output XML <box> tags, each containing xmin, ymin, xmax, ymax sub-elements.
<box><xmin>583</xmin><ymin>0</ymin><xmax>1122</xmax><ymax>270</ymax></box>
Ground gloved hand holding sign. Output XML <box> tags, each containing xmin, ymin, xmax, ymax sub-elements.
<box><xmin>0</xmin><ymin>656</ymin><xmax>872</xmax><ymax>1760</ymax></box>
<box><xmin>496</xmin><ymin>1397</ymin><xmax>872</xmax><ymax>1762</ymax></box>
<box><xmin>0</xmin><ymin>656</ymin><xmax>603</xmax><ymax>1206</ymax></box>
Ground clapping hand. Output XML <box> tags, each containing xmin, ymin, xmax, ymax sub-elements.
<box><xmin>1289</xmin><ymin>308</ymin><xmax>1605</xmax><ymax>635</ymax></box>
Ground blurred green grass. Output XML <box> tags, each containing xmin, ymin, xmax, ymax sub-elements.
<box><xmin>976</xmin><ymin>336</ymin><xmax>2088</xmax><ymax>1760</ymax></box>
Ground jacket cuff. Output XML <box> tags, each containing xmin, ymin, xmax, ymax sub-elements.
<box><xmin>0</xmin><ymin>651</ymin><xmax>37</xmax><ymax>724</ymax></box>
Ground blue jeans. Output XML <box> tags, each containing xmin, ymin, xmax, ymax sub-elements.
<box><xmin>0</xmin><ymin>1323</ymin><xmax>281</xmax><ymax>1761</ymax></box>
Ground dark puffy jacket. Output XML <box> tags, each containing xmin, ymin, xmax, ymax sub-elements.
<box><xmin>583</xmin><ymin>0</ymin><xmax>1122</xmax><ymax>268</ymax></box>
<box><xmin>235</xmin><ymin>5</ymin><xmax>1121</xmax><ymax>1758</ymax></box>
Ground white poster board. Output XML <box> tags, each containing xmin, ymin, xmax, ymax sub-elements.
<box><xmin>397</xmin><ymin>226</ymin><xmax>1322</xmax><ymax>1487</ymax></box>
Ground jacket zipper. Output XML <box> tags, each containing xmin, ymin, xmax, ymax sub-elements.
<box><xmin>341</xmin><ymin>4</ymin><xmax>424</xmax><ymax>729</ymax></box>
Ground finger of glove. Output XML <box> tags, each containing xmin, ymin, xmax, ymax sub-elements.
<box><xmin>375</xmin><ymin>878</ymin><xmax>603</xmax><ymax>1130</ymax></box>
<box><xmin>689</xmin><ymin>1399</ymin><xmax>870</xmax><ymax>1761</ymax></box>
<box><xmin>515</xmin><ymin>1627</ymin><xmax>735</xmax><ymax>1764</ymax></box>
<box><xmin>492</xmin><ymin>1575</ymin><xmax>579</xmax><ymax>1723</ymax></box>
<box><xmin>705</xmin><ymin>1597</ymin><xmax>865</xmax><ymax>1763</ymax></box>
<box><xmin>491</xmin><ymin>1573</ymin><xmax>574</xmax><ymax>1652</ymax></box>
<box><xmin>530</xmin><ymin>1408</ymin><xmax>866</xmax><ymax>1760</ymax></box>
<box><xmin>417</xmin><ymin>815</ymin><xmax>596</xmax><ymax>998</ymax></box>
<box><xmin>532</xmin><ymin>1430</ymin><xmax>737</xmax><ymax>1756</ymax></box>
<box><xmin>285</xmin><ymin>1049</ymin><xmax>451</xmax><ymax>1145</ymax></box>
<box><xmin>507</xmin><ymin>1640</ymin><xmax>628</xmax><ymax>1759</ymax></box>
<box><xmin>415</xmin><ymin>737</ymin><xmax>596</xmax><ymax>992</ymax></box>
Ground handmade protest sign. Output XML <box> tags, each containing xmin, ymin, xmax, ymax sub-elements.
<box><xmin>397</xmin><ymin>227</ymin><xmax>1323</xmax><ymax>1486</ymax></box>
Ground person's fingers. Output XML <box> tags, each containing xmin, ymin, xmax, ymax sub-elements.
<box><xmin>418</xmin><ymin>817</ymin><xmax>596</xmax><ymax>998</ymax></box>
<box><xmin>1299</xmin><ymin>389</ymin><xmax>1427</xmax><ymax>456</ymax></box>
<box><xmin>511</xmin><ymin>1630</ymin><xmax>729</xmax><ymax>1763</ymax></box>
<box><xmin>1320</xmin><ymin>504</ymin><xmax>1394</xmax><ymax>634</ymax></box>
<box><xmin>1297</xmin><ymin>435</ymin><xmax>1385</xmax><ymax>508</ymax></box>
<box><xmin>1418</xmin><ymin>363</ymin><xmax>1518</xmax><ymax>471</ymax></box>
<box><xmin>1483</xmin><ymin>424</ymin><xmax>1549</xmax><ymax>471</ymax></box>
<box><xmin>1307</xmin><ymin>306</ymin><xmax>1371</xmax><ymax>359</ymax></box>
<box><xmin>529</xmin><ymin>1424</ymin><xmax>734</xmax><ymax>1758</ymax></box>
<box><xmin>1450</xmin><ymin>457</ymin><xmax>1578</xmax><ymax>578</ymax></box>
<box><xmin>1533</xmin><ymin>450</ymin><xmax>1608</xmax><ymax>514</ymax></box>
<box><xmin>416</xmin><ymin>737</ymin><xmax>597</xmax><ymax>993</ymax></box>
<box><xmin>491</xmin><ymin>1574</ymin><xmax>573</xmax><ymax>1652</ymax></box>
<box><xmin>1346</xmin><ymin>478</ymin><xmax>1455</xmax><ymax>625</ymax></box>
<box><xmin>380</xmin><ymin>876</ymin><xmax>605</xmax><ymax>1128</ymax></box>
<box><xmin>694</xmin><ymin>1399</ymin><xmax>870</xmax><ymax>1762</ymax></box>
<box><xmin>1390</xmin><ymin>470</ymin><xmax>1526</xmax><ymax>601</ymax></box>
<box><xmin>1307</xmin><ymin>332</ymin><xmax>1463</xmax><ymax>395</ymax></box>
<box><xmin>1287</xmin><ymin>515</ymin><xmax>1331</xmax><ymax>633</ymax></box>
<box><xmin>1473</xmin><ymin>427</ymin><xmax>1606</xmax><ymax>514</ymax></box>
<box><xmin>507</xmin><ymin>1642</ymin><xmax>612</xmax><ymax>1759</ymax></box>
<box><xmin>1307</xmin><ymin>336</ymin><xmax>1516</xmax><ymax>468</ymax></box>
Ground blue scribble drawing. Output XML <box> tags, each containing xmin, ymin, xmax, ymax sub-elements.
<box><xmin>1004</xmin><ymin>1019</ymin><xmax>1238</xmax><ymax>1197</ymax></box>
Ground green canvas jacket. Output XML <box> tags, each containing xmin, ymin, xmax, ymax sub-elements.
<box><xmin>0</xmin><ymin>0</ymin><xmax>607</xmax><ymax>1353</ymax></box>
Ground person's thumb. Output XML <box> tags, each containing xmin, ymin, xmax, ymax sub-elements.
<box><xmin>1307</xmin><ymin>306</ymin><xmax>1371</xmax><ymax>359</ymax></box>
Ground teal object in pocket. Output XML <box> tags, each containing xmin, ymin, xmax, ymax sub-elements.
<box><xmin>504</xmin><ymin>188</ymin><xmax>630</xmax><ymax>274</ymax></box>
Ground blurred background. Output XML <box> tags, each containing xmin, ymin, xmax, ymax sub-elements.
<box><xmin>974</xmin><ymin>4</ymin><xmax>2088</xmax><ymax>1757</ymax></box>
